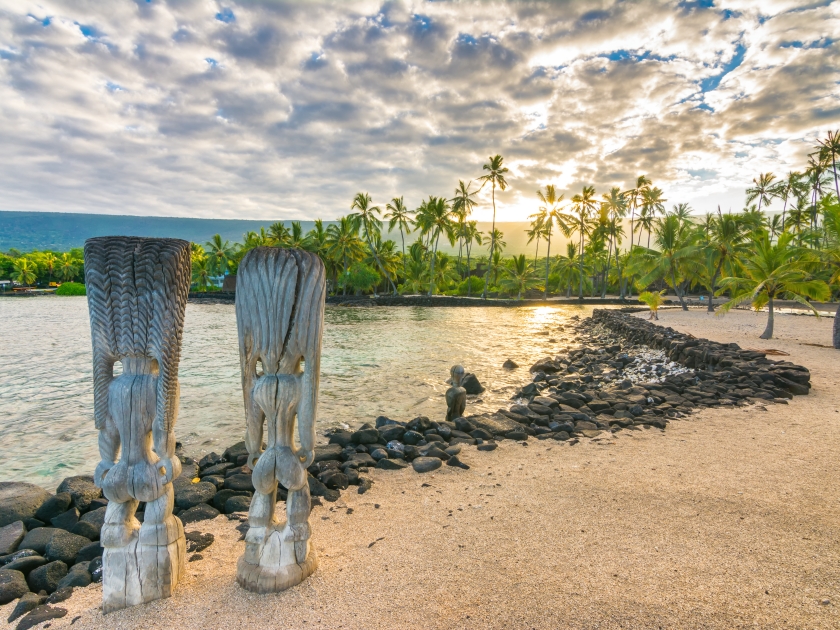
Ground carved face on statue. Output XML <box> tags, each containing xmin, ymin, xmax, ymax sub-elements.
<box><xmin>450</xmin><ymin>365</ymin><xmax>466</xmax><ymax>387</ymax></box>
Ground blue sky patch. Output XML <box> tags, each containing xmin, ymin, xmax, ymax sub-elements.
<box><xmin>215</xmin><ymin>8</ymin><xmax>235</xmax><ymax>23</ymax></box>
<box><xmin>699</xmin><ymin>41</ymin><xmax>746</xmax><ymax>92</ymax></box>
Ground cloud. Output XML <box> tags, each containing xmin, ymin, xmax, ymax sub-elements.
<box><xmin>0</xmin><ymin>0</ymin><xmax>837</xmax><ymax>222</ymax></box>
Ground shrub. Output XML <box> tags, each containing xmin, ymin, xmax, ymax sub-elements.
<box><xmin>455</xmin><ymin>276</ymin><xmax>484</xmax><ymax>295</ymax></box>
<box><xmin>56</xmin><ymin>282</ymin><xmax>86</xmax><ymax>296</ymax></box>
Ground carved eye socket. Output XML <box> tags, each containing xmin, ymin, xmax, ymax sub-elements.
<box><xmin>299</xmin><ymin>357</ymin><xmax>305</xmax><ymax>372</ymax></box>
<box><xmin>113</xmin><ymin>360</ymin><xmax>123</xmax><ymax>376</ymax></box>
<box><xmin>256</xmin><ymin>359</ymin><xmax>264</xmax><ymax>377</ymax></box>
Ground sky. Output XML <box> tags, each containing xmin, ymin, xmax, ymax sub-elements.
<box><xmin>0</xmin><ymin>0</ymin><xmax>838</xmax><ymax>222</ymax></box>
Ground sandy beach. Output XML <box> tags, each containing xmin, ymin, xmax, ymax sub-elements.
<box><xmin>2</xmin><ymin>308</ymin><xmax>838</xmax><ymax>629</ymax></box>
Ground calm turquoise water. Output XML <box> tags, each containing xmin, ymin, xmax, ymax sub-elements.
<box><xmin>0</xmin><ymin>297</ymin><xmax>594</xmax><ymax>488</ymax></box>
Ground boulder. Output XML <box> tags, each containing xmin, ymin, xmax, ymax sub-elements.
<box><xmin>327</xmin><ymin>431</ymin><xmax>354</xmax><ymax>448</ymax></box>
<box><xmin>380</xmin><ymin>425</ymin><xmax>406</xmax><ymax>442</ymax></box>
<box><xmin>197</xmin><ymin>452</ymin><xmax>223</xmax><ymax>470</ymax></box>
<box><xmin>462</xmin><ymin>373</ymin><xmax>485</xmax><ymax>394</ymax></box>
<box><xmin>175</xmin><ymin>482</ymin><xmax>217</xmax><ymax>510</ymax></box>
<box><xmin>198</xmin><ymin>462</ymin><xmax>234</xmax><ymax>478</ymax></box>
<box><xmin>0</xmin><ymin>521</ymin><xmax>26</xmax><ymax>555</ymax></box>
<box><xmin>3</xmin><ymin>555</ymin><xmax>46</xmax><ymax>574</ymax></box>
<box><xmin>477</xmin><ymin>443</ymin><xmax>498</xmax><ymax>451</ymax></box>
<box><xmin>56</xmin><ymin>561</ymin><xmax>91</xmax><ymax>590</ymax></box>
<box><xmin>50</xmin><ymin>508</ymin><xmax>79</xmax><ymax>532</ymax></box>
<box><xmin>0</xmin><ymin>568</ymin><xmax>29</xmax><ymax>604</ymax></box>
<box><xmin>502</xmin><ymin>359</ymin><xmax>519</xmax><ymax>369</ymax></box>
<box><xmin>351</xmin><ymin>428</ymin><xmax>380</xmax><ymax>445</ymax></box>
<box><xmin>224</xmin><ymin>474</ymin><xmax>255</xmax><ymax>493</ymax></box>
<box><xmin>18</xmin><ymin>528</ymin><xmax>59</xmax><ymax>555</ymax></box>
<box><xmin>7</xmin><ymin>592</ymin><xmax>46</xmax><ymax>623</ymax></box>
<box><xmin>0</xmin><ymin>549</ymin><xmax>39</xmax><ymax>567</ymax></box>
<box><xmin>179</xmin><ymin>503</ymin><xmax>220</xmax><ymax>524</ymax></box>
<box><xmin>411</xmin><ymin>457</ymin><xmax>442</xmax><ymax>473</ymax></box>
<box><xmin>0</xmin><ymin>483</ymin><xmax>51</xmax><ymax>528</ymax></box>
<box><xmin>406</xmin><ymin>416</ymin><xmax>433</xmax><ymax>433</ymax></box>
<box><xmin>74</xmin><ymin>541</ymin><xmax>102</xmax><ymax>563</ymax></box>
<box><xmin>15</xmin><ymin>605</ymin><xmax>67</xmax><ymax>630</ymax></box>
<box><xmin>55</xmin><ymin>476</ymin><xmax>101</xmax><ymax>513</ymax></box>
<box><xmin>33</xmin><ymin>494</ymin><xmax>72</xmax><ymax>524</ymax></box>
<box><xmin>376</xmin><ymin>458</ymin><xmax>409</xmax><ymax>470</ymax></box>
<box><xmin>27</xmin><ymin>560</ymin><xmax>67</xmax><ymax>594</ymax></box>
<box><xmin>212</xmin><ymin>489</ymin><xmax>251</xmax><ymax>512</ymax></box>
<box><xmin>44</xmin><ymin>531</ymin><xmax>90</xmax><ymax>565</ymax></box>
<box><xmin>313</xmin><ymin>444</ymin><xmax>343</xmax><ymax>463</ymax></box>
<box><xmin>73</xmin><ymin>506</ymin><xmax>106</xmax><ymax>541</ymax></box>
<box><xmin>402</xmin><ymin>430</ymin><xmax>423</xmax><ymax>445</ymax></box>
<box><xmin>89</xmin><ymin>557</ymin><xmax>103</xmax><ymax>583</ymax></box>
<box><xmin>185</xmin><ymin>532</ymin><xmax>214</xmax><ymax>553</ymax></box>
<box><xmin>223</xmin><ymin>441</ymin><xmax>249</xmax><ymax>465</ymax></box>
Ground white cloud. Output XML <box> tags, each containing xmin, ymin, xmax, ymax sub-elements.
<box><xmin>0</xmin><ymin>0</ymin><xmax>837</xmax><ymax>222</ymax></box>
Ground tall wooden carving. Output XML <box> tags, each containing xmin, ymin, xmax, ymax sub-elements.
<box><xmin>235</xmin><ymin>247</ymin><xmax>325</xmax><ymax>593</ymax></box>
<box><xmin>84</xmin><ymin>237</ymin><xmax>190</xmax><ymax>613</ymax></box>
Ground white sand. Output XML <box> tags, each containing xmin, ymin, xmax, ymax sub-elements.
<box><xmin>2</xmin><ymin>308</ymin><xmax>839</xmax><ymax>629</ymax></box>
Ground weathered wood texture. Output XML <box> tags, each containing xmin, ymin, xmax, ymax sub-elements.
<box><xmin>445</xmin><ymin>365</ymin><xmax>467</xmax><ymax>422</ymax></box>
<box><xmin>235</xmin><ymin>247</ymin><xmax>326</xmax><ymax>593</ymax></box>
<box><xmin>84</xmin><ymin>236</ymin><xmax>190</xmax><ymax>613</ymax></box>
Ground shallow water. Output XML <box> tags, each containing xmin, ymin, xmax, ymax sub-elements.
<box><xmin>0</xmin><ymin>297</ymin><xmax>598</xmax><ymax>488</ymax></box>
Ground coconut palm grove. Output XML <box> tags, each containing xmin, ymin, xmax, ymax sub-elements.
<box><xmin>6</xmin><ymin>131</ymin><xmax>838</xmax><ymax>343</ymax></box>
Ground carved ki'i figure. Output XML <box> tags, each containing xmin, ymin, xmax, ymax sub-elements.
<box><xmin>446</xmin><ymin>365</ymin><xmax>467</xmax><ymax>422</ymax></box>
<box><xmin>84</xmin><ymin>236</ymin><xmax>190</xmax><ymax>613</ymax></box>
<box><xmin>235</xmin><ymin>247</ymin><xmax>326</xmax><ymax>593</ymax></box>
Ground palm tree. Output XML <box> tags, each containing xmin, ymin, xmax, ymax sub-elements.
<box><xmin>487</xmin><ymin>229</ymin><xmax>506</xmax><ymax>254</ymax></box>
<box><xmin>599</xmin><ymin>187</ymin><xmax>627</xmax><ymax>298</ymax></box>
<box><xmin>553</xmin><ymin>243</ymin><xmax>589</xmax><ymax>298</ymax></box>
<box><xmin>269</xmin><ymin>222</ymin><xmax>291</xmax><ymax>246</ymax></box>
<box><xmin>349</xmin><ymin>192</ymin><xmax>397</xmax><ymax>295</ymax></box>
<box><xmin>58</xmin><ymin>253</ymin><xmax>77</xmax><ymax>282</ymax></box>
<box><xmin>12</xmin><ymin>258</ymin><xmax>36</xmax><ymax>286</ymax></box>
<box><xmin>698</xmin><ymin>211</ymin><xmax>748</xmax><ymax>312</ymax></box>
<box><xmin>501</xmin><ymin>254</ymin><xmax>539</xmax><ymax>299</ymax></box>
<box><xmin>820</xmin><ymin>203</ymin><xmax>840</xmax><ymax>347</ymax></box>
<box><xmin>478</xmin><ymin>154</ymin><xmax>509</xmax><ymax>299</ymax></box>
<box><xmin>287</xmin><ymin>222</ymin><xmax>307</xmax><ymax>248</ymax></box>
<box><xmin>205</xmin><ymin>234</ymin><xmax>236</xmax><ymax>276</ymax></box>
<box><xmin>326</xmin><ymin>216</ymin><xmax>365</xmax><ymax>296</ymax></box>
<box><xmin>192</xmin><ymin>257</ymin><xmax>212</xmax><ymax>291</ymax></box>
<box><xmin>624</xmin><ymin>175</ymin><xmax>651</xmax><ymax>252</ymax></box>
<box><xmin>718</xmin><ymin>233</ymin><xmax>829</xmax><ymax>339</ymax></box>
<box><xmin>43</xmin><ymin>253</ymin><xmax>57</xmax><ymax>284</ymax></box>
<box><xmin>428</xmin><ymin>252</ymin><xmax>459</xmax><ymax>293</ymax></box>
<box><xmin>815</xmin><ymin>130</ymin><xmax>840</xmax><ymax>201</ymax></box>
<box><xmin>418</xmin><ymin>196</ymin><xmax>456</xmax><ymax>296</ymax></box>
<box><xmin>384</xmin><ymin>196</ymin><xmax>414</xmax><ymax>275</ymax></box>
<box><xmin>638</xmin><ymin>290</ymin><xmax>666</xmax><ymax>320</ymax></box>
<box><xmin>304</xmin><ymin>219</ymin><xmax>328</xmax><ymax>258</ymax></box>
<box><xmin>534</xmin><ymin>184</ymin><xmax>567</xmax><ymax>299</ymax></box>
<box><xmin>569</xmin><ymin>185</ymin><xmax>597</xmax><ymax>300</ymax></box>
<box><xmin>776</xmin><ymin>171</ymin><xmax>806</xmax><ymax>233</ymax></box>
<box><xmin>462</xmin><ymin>221</ymin><xmax>483</xmax><ymax>297</ymax></box>
<box><xmin>640</xmin><ymin>186</ymin><xmax>667</xmax><ymax>247</ymax></box>
<box><xmin>525</xmin><ymin>216</ymin><xmax>544</xmax><ymax>268</ymax></box>
<box><xmin>746</xmin><ymin>172</ymin><xmax>778</xmax><ymax>213</ymax></box>
<box><xmin>451</xmin><ymin>180</ymin><xmax>478</xmax><ymax>277</ymax></box>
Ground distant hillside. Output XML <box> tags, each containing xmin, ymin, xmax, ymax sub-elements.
<box><xmin>0</xmin><ymin>211</ymin><xmax>548</xmax><ymax>256</ymax></box>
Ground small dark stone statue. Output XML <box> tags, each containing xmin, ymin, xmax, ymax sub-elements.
<box><xmin>445</xmin><ymin>365</ymin><xmax>467</xmax><ymax>422</ymax></box>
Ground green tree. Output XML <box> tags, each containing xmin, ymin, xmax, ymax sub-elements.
<box><xmin>569</xmin><ymin>185</ymin><xmax>597</xmax><ymax>300</ymax></box>
<box><xmin>719</xmin><ymin>233</ymin><xmax>829</xmax><ymax>339</ymax></box>
<box><xmin>384</xmin><ymin>196</ymin><xmax>414</xmax><ymax>275</ymax></box>
<box><xmin>350</xmin><ymin>192</ymin><xmax>397</xmax><ymax>295</ymax></box>
<box><xmin>416</xmin><ymin>196</ymin><xmax>456</xmax><ymax>295</ymax></box>
<box><xmin>269</xmin><ymin>222</ymin><xmax>291</xmax><ymax>246</ymax></box>
<box><xmin>461</xmin><ymin>221</ymin><xmax>482</xmax><ymax>297</ymax></box>
<box><xmin>501</xmin><ymin>254</ymin><xmax>539</xmax><ymax>299</ymax></box>
<box><xmin>639</xmin><ymin>186</ymin><xmax>667</xmax><ymax>247</ymax></box>
<box><xmin>599</xmin><ymin>187</ymin><xmax>627</xmax><ymax>298</ymax></box>
<box><xmin>451</xmin><ymin>180</ymin><xmax>478</xmax><ymax>277</ymax></box>
<box><xmin>638</xmin><ymin>290</ymin><xmax>666</xmax><ymax>320</ymax></box>
<box><xmin>59</xmin><ymin>253</ymin><xmax>78</xmax><ymax>282</ymax></box>
<box><xmin>347</xmin><ymin>262</ymin><xmax>380</xmax><ymax>295</ymax></box>
<box><xmin>478</xmin><ymin>154</ymin><xmax>509</xmax><ymax>299</ymax></box>
<box><xmin>624</xmin><ymin>175</ymin><xmax>651</xmax><ymax>252</ymax></box>
<box><xmin>205</xmin><ymin>234</ymin><xmax>236</xmax><ymax>276</ymax></box>
<box><xmin>533</xmin><ymin>184</ymin><xmax>567</xmax><ymax>299</ymax></box>
<box><xmin>746</xmin><ymin>172</ymin><xmax>778</xmax><ymax>213</ymax></box>
<box><xmin>697</xmin><ymin>212</ymin><xmax>749</xmax><ymax>312</ymax></box>
<box><xmin>12</xmin><ymin>258</ymin><xmax>36</xmax><ymax>286</ymax></box>
<box><xmin>326</xmin><ymin>216</ymin><xmax>365</xmax><ymax>296</ymax></box>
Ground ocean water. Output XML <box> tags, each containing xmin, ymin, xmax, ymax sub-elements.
<box><xmin>0</xmin><ymin>297</ymin><xmax>596</xmax><ymax>488</ymax></box>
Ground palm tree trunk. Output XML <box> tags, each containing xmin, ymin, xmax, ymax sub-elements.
<box><xmin>342</xmin><ymin>254</ymin><xmax>348</xmax><ymax>296</ymax></box>
<box><xmin>428</xmin><ymin>232</ymin><xmax>440</xmax><ymax>296</ymax></box>
<box><xmin>534</xmin><ymin>239</ymin><xmax>539</xmax><ymax>269</ymax></box>
<box><xmin>578</xmin><ymin>231</ymin><xmax>584</xmax><ymax>300</ymax></box>
<box><xmin>781</xmin><ymin>191</ymin><xmax>789</xmax><ymax>236</ymax></box>
<box><xmin>833</xmin><ymin>303</ymin><xmax>840</xmax><ymax>349</ymax></box>
<box><xmin>708</xmin><ymin>259</ymin><xmax>724</xmax><ymax>313</ymax></box>
<box><xmin>543</xmin><ymin>234</ymin><xmax>551</xmax><ymax>300</ymax></box>
<box><xmin>400</xmin><ymin>228</ymin><xmax>406</xmax><ymax>276</ymax></box>
<box><xmin>602</xmin><ymin>237</ymin><xmax>613</xmax><ymax>299</ymax></box>
<box><xmin>366</xmin><ymin>234</ymin><xmax>397</xmax><ymax>296</ymax></box>
<box><xmin>760</xmin><ymin>295</ymin><xmax>775</xmax><ymax>339</ymax></box>
<box><xmin>466</xmin><ymin>245</ymin><xmax>472</xmax><ymax>297</ymax></box>
<box><xmin>671</xmin><ymin>266</ymin><xmax>687</xmax><ymax>310</ymax></box>
<box><xmin>482</xmin><ymin>183</ymin><xmax>497</xmax><ymax>300</ymax></box>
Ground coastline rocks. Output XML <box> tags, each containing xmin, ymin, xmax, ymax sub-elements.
<box><xmin>27</xmin><ymin>560</ymin><xmax>67</xmax><ymax>594</ymax></box>
<box><xmin>33</xmin><ymin>494</ymin><xmax>72</xmax><ymax>524</ymax></box>
<box><xmin>411</xmin><ymin>457</ymin><xmax>442</xmax><ymax>473</ymax></box>
<box><xmin>0</xmin><ymin>569</ymin><xmax>29</xmax><ymax>604</ymax></box>
<box><xmin>74</xmin><ymin>542</ymin><xmax>102</xmax><ymax>563</ymax></box>
<box><xmin>56</xmin><ymin>562</ymin><xmax>91</xmax><ymax>590</ymax></box>
<box><xmin>376</xmin><ymin>459</ymin><xmax>409</xmax><ymax>471</ymax></box>
<box><xmin>55</xmin><ymin>476</ymin><xmax>100</xmax><ymax>513</ymax></box>
<box><xmin>462</xmin><ymin>373</ymin><xmax>485</xmax><ymax>395</ymax></box>
<box><xmin>0</xmin><ymin>483</ymin><xmax>51</xmax><ymax>528</ymax></box>
<box><xmin>179</xmin><ymin>503</ymin><xmax>221</xmax><ymax>524</ymax></box>
<box><xmin>0</xmin><ymin>521</ymin><xmax>26</xmax><ymax>555</ymax></box>
<box><xmin>224</xmin><ymin>474</ymin><xmax>255</xmax><ymax>493</ymax></box>
<box><xmin>185</xmin><ymin>532</ymin><xmax>214</xmax><ymax>553</ymax></box>
<box><xmin>7</xmin><ymin>592</ymin><xmax>46</xmax><ymax>623</ymax></box>
<box><xmin>50</xmin><ymin>508</ymin><xmax>79</xmax><ymax>532</ymax></box>
<box><xmin>175</xmin><ymin>482</ymin><xmax>217</xmax><ymax>510</ymax></box>
<box><xmin>3</xmin><ymin>555</ymin><xmax>46</xmax><ymax>574</ymax></box>
<box><xmin>314</xmin><ymin>444</ymin><xmax>343</xmax><ymax>463</ymax></box>
<box><xmin>212</xmin><ymin>490</ymin><xmax>251</xmax><ymax>513</ymax></box>
<box><xmin>19</xmin><ymin>528</ymin><xmax>59</xmax><ymax>555</ymax></box>
<box><xmin>44</xmin><ymin>531</ymin><xmax>90</xmax><ymax>565</ymax></box>
<box><xmin>16</xmin><ymin>605</ymin><xmax>67</xmax><ymax>630</ymax></box>
<box><xmin>503</xmin><ymin>359</ymin><xmax>519</xmax><ymax>369</ymax></box>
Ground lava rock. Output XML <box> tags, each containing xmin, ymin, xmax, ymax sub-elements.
<box><xmin>74</xmin><ymin>542</ymin><xmax>102</xmax><ymax>563</ymax></box>
<box><xmin>55</xmin><ymin>476</ymin><xmax>101</xmax><ymax>513</ymax></box>
<box><xmin>197</xmin><ymin>452</ymin><xmax>223</xmax><ymax>470</ymax></box>
<box><xmin>0</xmin><ymin>569</ymin><xmax>29</xmax><ymax>604</ymax></box>
<box><xmin>420</xmin><ymin>445</ymin><xmax>449</xmax><ymax>460</ymax></box>
<box><xmin>89</xmin><ymin>556</ymin><xmax>102</xmax><ymax>582</ymax></box>
<box><xmin>375</xmin><ymin>415</ymin><xmax>400</xmax><ymax>428</ymax></box>
<box><xmin>411</xmin><ymin>457</ymin><xmax>442</xmax><ymax>473</ymax></box>
<box><xmin>462</xmin><ymin>373</ymin><xmax>485</xmax><ymax>394</ymax></box>
<box><xmin>376</xmin><ymin>458</ymin><xmax>409</xmax><ymax>470</ymax></box>
<box><xmin>56</xmin><ymin>561</ymin><xmax>91</xmax><ymax>590</ymax></box>
<box><xmin>33</xmin><ymin>494</ymin><xmax>72</xmax><ymax>525</ymax></box>
<box><xmin>7</xmin><ymin>592</ymin><xmax>45</xmax><ymax>623</ymax></box>
<box><xmin>18</xmin><ymin>528</ymin><xmax>59</xmax><ymax>555</ymax></box>
<box><xmin>46</xmin><ymin>586</ymin><xmax>74</xmax><ymax>604</ymax></box>
<box><xmin>200</xmin><ymin>475</ymin><xmax>226</xmax><ymax>491</ymax></box>
<box><xmin>369</xmin><ymin>448</ymin><xmax>389</xmax><ymax>461</ymax></box>
<box><xmin>380</xmin><ymin>425</ymin><xmax>406</xmax><ymax>442</ymax></box>
<box><xmin>505</xmin><ymin>430</ymin><xmax>528</xmax><ymax>441</ymax></box>
<box><xmin>406</xmin><ymin>416</ymin><xmax>434</xmax><ymax>433</ymax></box>
<box><xmin>175</xmin><ymin>482</ymin><xmax>217</xmax><ymax>510</ymax></box>
<box><xmin>470</xmin><ymin>428</ymin><xmax>493</xmax><ymax>440</ymax></box>
<box><xmin>16</xmin><ymin>605</ymin><xmax>67</xmax><ymax>630</ymax></box>
<box><xmin>185</xmin><ymin>531</ymin><xmax>214</xmax><ymax>553</ymax></box>
<box><xmin>224</xmin><ymin>495</ymin><xmax>252</xmax><ymax>513</ymax></box>
<box><xmin>199</xmin><ymin>462</ymin><xmax>234</xmax><ymax>478</ymax></box>
<box><xmin>27</xmin><ymin>561</ymin><xmax>67</xmax><ymax>594</ymax></box>
<box><xmin>477</xmin><ymin>443</ymin><xmax>498</xmax><ymax>451</ymax></box>
<box><xmin>223</xmin><ymin>442</ymin><xmax>249</xmax><ymax>465</ymax></box>
<box><xmin>213</xmin><ymin>490</ymin><xmax>252</xmax><ymax>512</ymax></box>
<box><xmin>224</xmin><ymin>474</ymin><xmax>255</xmax><ymax>493</ymax></box>
<box><xmin>179</xmin><ymin>503</ymin><xmax>221</xmax><ymax>524</ymax></box>
<box><xmin>402</xmin><ymin>430</ymin><xmax>423</xmax><ymax>445</ymax></box>
<box><xmin>503</xmin><ymin>359</ymin><xmax>519</xmax><ymax>369</ymax></box>
<box><xmin>0</xmin><ymin>483</ymin><xmax>51</xmax><ymax>528</ymax></box>
<box><xmin>454</xmin><ymin>418</ymin><xmax>476</xmax><ymax>433</ymax></box>
<box><xmin>49</xmin><ymin>508</ymin><xmax>79</xmax><ymax>532</ymax></box>
<box><xmin>351</xmin><ymin>428</ymin><xmax>380</xmax><ymax>445</ymax></box>
<box><xmin>3</xmin><ymin>555</ymin><xmax>46</xmax><ymax>574</ymax></box>
<box><xmin>319</xmin><ymin>470</ymin><xmax>349</xmax><ymax>490</ymax></box>
<box><xmin>307</xmin><ymin>474</ymin><xmax>340</xmax><ymax>502</ymax></box>
<box><xmin>328</xmin><ymin>431</ymin><xmax>354</xmax><ymax>448</ymax></box>
<box><xmin>0</xmin><ymin>549</ymin><xmax>39</xmax><ymax>567</ymax></box>
<box><xmin>444</xmin><ymin>445</ymin><xmax>462</xmax><ymax>457</ymax></box>
<box><xmin>446</xmin><ymin>456</ymin><xmax>470</xmax><ymax>470</ymax></box>
<box><xmin>314</xmin><ymin>444</ymin><xmax>343</xmax><ymax>463</ymax></box>
<box><xmin>0</xmin><ymin>521</ymin><xmax>26</xmax><ymax>556</ymax></box>
<box><xmin>44</xmin><ymin>531</ymin><xmax>90</xmax><ymax>565</ymax></box>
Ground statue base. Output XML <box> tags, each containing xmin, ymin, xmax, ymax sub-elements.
<box><xmin>236</xmin><ymin>526</ymin><xmax>318</xmax><ymax>593</ymax></box>
<box><xmin>102</xmin><ymin>528</ymin><xmax>185</xmax><ymax>613</ymax></box>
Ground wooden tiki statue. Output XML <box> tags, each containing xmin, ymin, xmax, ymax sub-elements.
<box><xmin>235</xmin><ymin>247</ymin><xmax>325</xmax><ymax>593</ymax></box>
<box><xmin>84</xmin><ymin>236</ymin><xmax>190</xmax><ymax>613</ymax></box>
